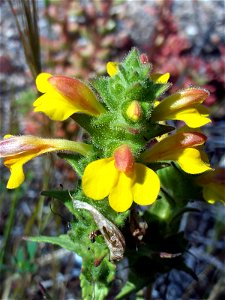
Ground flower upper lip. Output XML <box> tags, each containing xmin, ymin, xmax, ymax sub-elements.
<box><xmin>151</xmin><ymin>88</ymin><xmax>211</xmax><ymax>128</ymax></box>
<box><xmin>33</xmin><ymin>73</ymin><xmax>106</xmax><ymax>121</ymax></box>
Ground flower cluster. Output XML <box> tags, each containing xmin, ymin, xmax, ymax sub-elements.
<box><xmin>1</xmin><ymin>49</ymin><xmax>223</xmax><ymax>212</ymax></box>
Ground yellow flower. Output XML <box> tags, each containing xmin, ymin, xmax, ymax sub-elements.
<box><xmin>196</xmin><ymin>168</ymin><xmax>225</xmax><ymax>204</ymax></box>
<box><xmin>33</xmin><ymin>73</ymin><xmax>106</xmax><ymax>121</ymax></box>
<box><xmin>142</xmin><ymin>131</ymin><xmax>211</xmax><ymax>174</ymax></box>
<box><xmin>0</xmin><ymin>135</ymin><xmax>92</xmax><ymax>189</ymax></box>
<box><xmin>151</xmin><ymin>88</ymin><xmax>211</xmax><ymax>128</ymax></box>
<box><xmin>82</xmin><ymin>145</ymin><xmax>160</xmax><ymax>212</ymax></box>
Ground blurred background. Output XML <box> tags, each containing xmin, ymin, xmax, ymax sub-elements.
<box><xmin>0</xmin><ymin>0</ymin><xmax>225</xmax><ymax>299</ymax></box>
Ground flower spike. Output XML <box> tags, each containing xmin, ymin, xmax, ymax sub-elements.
<box><xmin>1</xmin><ymin>135</ymin><xmax>92</xmax><ymax>189</ymax></box>
<box><xmin>33</xmin><ymin>73</ymin><xmax>106</xmax><ymax>121</ymax></box>
<box><xmin>152</xmin><ymin>88</ymin><xmax>211</xmax><ymax>128</ymax></box>
<box><xmin>142</xmin><ymin>131</ymin><xmax>211</xmax><ymax>174</ymax></box>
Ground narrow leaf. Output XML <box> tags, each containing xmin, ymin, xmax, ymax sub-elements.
<box><xmin>24</xmin><ymin>234</ymin><xmax>75</xmax><ymax>252</ymax></box>
<box><xmin>41</xmin><ymin>190</ymin><xmax>74</xmax><ymax>214</ymax></box>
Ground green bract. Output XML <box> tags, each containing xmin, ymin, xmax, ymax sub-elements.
<box><xmin>89</xmin><ymin>48</ymin><xmax>171</xmax><ymax>156</ymax></box>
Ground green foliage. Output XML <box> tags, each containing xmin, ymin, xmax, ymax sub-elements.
<box><xmin>25</xmin><ymin>235</ymin><xmax>76</xmax><ymax>253</ymax></box>
<box><xmin>13</xmin><ymin>242</ymin><xmax>38</xmax><ymax>274</ymax></box>
<box><xmin>39</xmin><ymin>189</ymin><xmax>126</xmax><ymax>299</ymax></box>
<box><xmin>0</xmin><ymin>241</ymin><xmax>38</xmax><ymax>274</ymax></box>
<box><xmin>157</xmin><ymin>163</ymin><xmax>202</xmax><ymax>206</ymax></box>
<box><xmin>68</xmin><ymin>200</ymin><xmax>117</xmax><ymax>300</ymax></box>
<box><xmin>41</xmin><ymin>190</ymin><xmax>75</xmax><ymax>214</ymax></box>
<box><xmin>80</xmin><ymin>255</ymin><xmax>116</xmax><ymax>300</ymax></box>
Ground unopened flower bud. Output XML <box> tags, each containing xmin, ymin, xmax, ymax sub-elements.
<box><xmin>126</xmin><ymin>101</ymin><xmax>142</xmax><ymax>121</ymax></box>
<box><xmin>140</xmin><ymin>53</ymin><xmax>149</xmax><ymax>64</ymax></box>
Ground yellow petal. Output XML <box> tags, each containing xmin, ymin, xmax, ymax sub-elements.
<box><xmin>4</xmin><ymin>152</ymin><xmax>36</xmax><ymax>189</ymax></box>
<box><xmin>151</xmin><ymin>73</ymin><xmax>170</xmax><ymax>84</ymax></box>
<box><xmin>33</xmin><ymin>92</ymin><xmax>82</xmax><ymax>121</ymax></box>
<box><xmin>203</xmin><ymin>184</ymin><xmax>225</xmax><ymax>204</ymax></box>
<box><xmin>106</xmin><ymin>62</ymin><xmax>119</xmax><ymax>77</ymax></box>
<box><xmin>109</xmin><ymin>172</ymin><xmax>133</xmax><ymax>212</ymax></box>
<box><xmin>176</xmin><ymin>148</ymin><xmax>212</xmax><ymax>174</ymax></box>
<box><xmin>165</xmin><ymin>107</ymin><xmax>211</xmax><ymax>128</ymax></box>
<box><xmin>36</xmin><ymin>73</ymin><xmax>52</xmax><ymax>93</ymax></box>
<box><xmin>82</xmin><ymin>158</ymin><xmax>118</xmax><ymax>200</ymax></box>
<box><xmin>154</xmin><ymin>100</ymin><xmax>162</xmax><ymax>108</ymax></box>
<box><xmin>132</xmin><ymin>163</ymin><xmax>160</xmax><ymax>205</ymax></box>
<box><xmin>6</xmin><ymin>162</ymin><xmax>25</xmax><ymax>189</ymax></box>
<box><xmin>4</xmin><ymin>134</ymin><xmax>13</xmax><ymax>139</ymax></box>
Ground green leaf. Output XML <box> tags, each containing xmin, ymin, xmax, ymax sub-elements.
<box><xmin>151</xmin><ymin>81</ymin><xmax>171</xmax><ymax>98</ymax></box>
<box><xmin>143</xmin><ymin>123</ymin><xmax>174</xmax><ymax>140</ymax></box>
<box><xmin>71</xmin><ymin>114</ymin><xmax>95</xmax><ymax>134</ymax></box>
<box><xmin>115</xmin><ymin>277</ymin><xmax>149</xmax><ymax>300</ymax></box>
<box><xmin>24</xmin><ymin>235</ymin><xmax>76</xmax><ymax>252</ymax></box>
<box><xmin>157</xmin><ymin>164</ymin><xmax>202</xmax><ymax>205</ymax></box>
<box><xmin>41</xmin><ymin>190</ymin><xmax>75</xmax><ymax>214</ymax></box>
<box><xmin>16</xmin><ymin>247</ymin><xmax>24</xmax><ymax>263</ymax></box>
<box><xmin>58</xmin><ymin>153</ymin><xmax>83</xmax><ymax>176</ymax></box>
<box><xmin>115</xmin><ymin>281</ymin><xmax>136</xmax><ymax>299</ymax></box>
<box><xmin>92</xmin><ymin>76</ymin><xmax>118</xmax><ymax>110</ymax></box>
<box><xmin>27</xmin><ymin>241</ymin><xmax>38</xmax><ymax>260</ymax></box>
<box><xmin>80</xmin><ymin>273</ymin><xmax>109</xmax><ymax>300</ymax></box>
<box><xmin>123</xmin><ymin>48</ymin><xmax>141</xmax><ymax>69</ymax></box>
<box><xmin>149</xmin><ymin>195</ymin><xmax>172</xmax><ymax>221</ymax></box>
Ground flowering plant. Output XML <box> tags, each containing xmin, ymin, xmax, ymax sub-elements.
<box><xmin>1</xmin><ymin>49</ymin><xmax>224</xmax><ymax>299</ymax></box>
